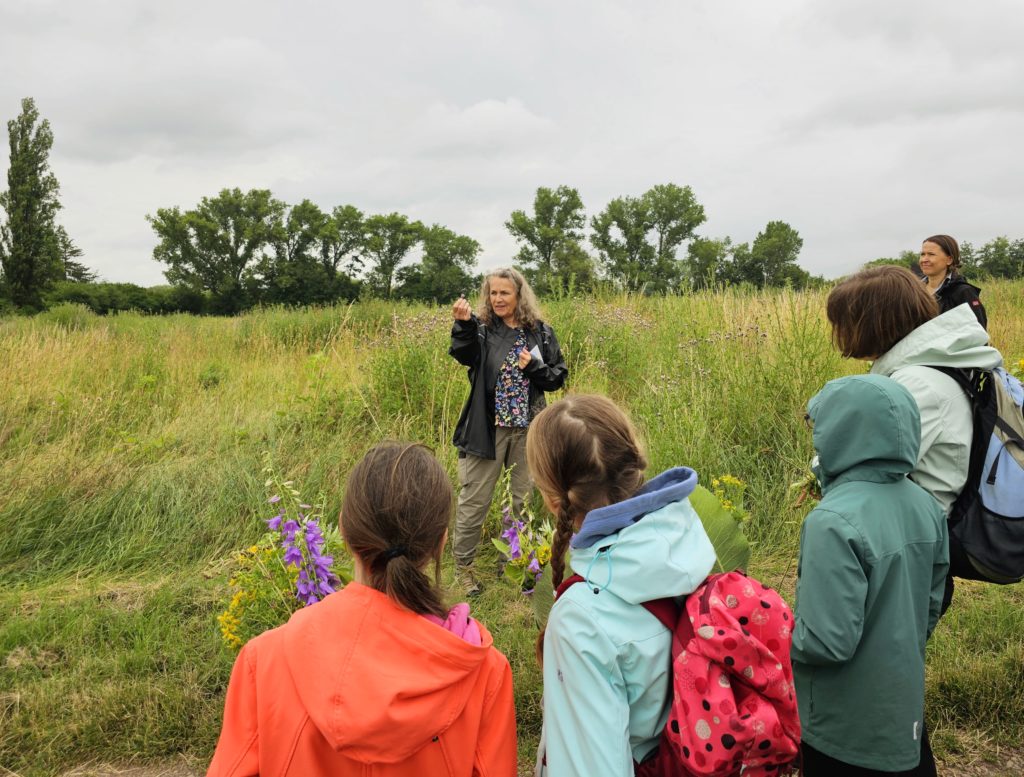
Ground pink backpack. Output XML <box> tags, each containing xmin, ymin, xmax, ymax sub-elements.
<box><xmin>556</xmin><ymin>571</ymin><xmax>801</xmax><ymax>777</ymax></box>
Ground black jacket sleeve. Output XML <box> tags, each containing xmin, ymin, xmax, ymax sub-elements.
<box><xmin>449</xmin><ymin>316</ymin><xmax>481</xmax><ymax>367</ymax></box>
<box><xmin>524</xmin><ymin>324</ymin><xmax>568</xmax><ymax>392</ymax></box>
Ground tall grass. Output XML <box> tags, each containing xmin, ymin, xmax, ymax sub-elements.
<box><xmin>1</xmin><ymin>281</ymin><xmax>1022</xmax><ymax>774</ymax></box>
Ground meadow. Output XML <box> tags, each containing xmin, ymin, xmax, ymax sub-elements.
<box><xmin>1</xmin><ymin>282</ymin><xmax>1023</xmax><ymax>776</ymax></box>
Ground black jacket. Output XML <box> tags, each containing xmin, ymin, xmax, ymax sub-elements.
<box><xmin>935</xmin><ymin>274</ymin><xmax>987</xmax><ymax>329</ymax></box>
<box><xmin>449</xmin><ymin>316</ymin><xmax>567</xmax><ymax>459</ymax></box>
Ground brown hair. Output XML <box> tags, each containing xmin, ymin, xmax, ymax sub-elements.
<box><xmin>527</xmin><ymin>394</ymin><xmax>647</xmax><ymax>661</ymax></box>
<box><xmin>826</xmin><ymin>266</ymin><xmax>939</xmax><ymax>359</ymax></box>
<box><xmin>527</xmin><ymin>394</ymin><xmax>647</xmax><ymax>586</ymax></box>
<box><xmin>923</xmin><ymin>234</ymin><xmax>961</xmax><ymax>271</ymax></box>
<box><xmin>477</xmin><ymin>267</ymin><xmax>543</xmax><ymax>329</ymax></box>
<box><xmin>340</xmin><ymin>442</ymin><xmax>451</xmax><ymax>618</ymax></box>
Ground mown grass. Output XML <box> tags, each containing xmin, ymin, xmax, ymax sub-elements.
<box><xmin>1</xmin><ymin>282</ymin><xmax>1022</xmax><ymax>775</ymax></box>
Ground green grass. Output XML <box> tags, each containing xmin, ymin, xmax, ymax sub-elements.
<box><xmin>1</xmin><ymin>282</ymin><xmax>1023</xmax><ymax>775</ymax></box>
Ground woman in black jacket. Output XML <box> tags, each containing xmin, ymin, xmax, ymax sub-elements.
<box><xmin>448</xmin><ymin>268</ymin><xmax>567</xmax><ymax>594</ymax></box>
<box><xmin>918</xmin><ymin>234</ymin><xmax>987</xmax><ymax>328</ymax></box>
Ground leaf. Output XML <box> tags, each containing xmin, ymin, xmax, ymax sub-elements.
<box><xmin>531</xmin><ymin>564</ymin><xmax>555</xmax><ymax>625</ymax></box>
<box><xmin>689</xmin><ymin>485</ymin><xmax>751</xmax><ymax>574</ymax></box>
<box><xmin>491</xmin><ymin>538</ymin><xmax>511</xmax><ymax>555</ymax></box>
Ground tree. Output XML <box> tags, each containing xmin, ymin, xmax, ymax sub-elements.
<box><xmin>0</xmin><ymin>97</ymin><xmax>65</xmax><ymax>308</ymax></box>
<box><xmin>727</xmin><ymin>221</ymin><xmax>808</xmax><ymax>288</ymax></box>
<box><xmin>685</xmin><ymin>236</ymin><xmax>733</xmax><ymax>290</ymax></box>
<box><xmin>643</xmin><ymin>183</ymin><xmax>706</xmax><ymax>287</ymax></box>
<box><xmin>362</xmin><ymin>213</ymin><xmax>423</xmax><ymax>297</ymax></box>
<box><xmin>148</xmin><ymin>188</ymin><xmax>285</xmax><ymax>313</ymax></box>
<box><xmin>319</xmin><ymin>204</ymin><xmax>365</xmax><ymax>278</ymax></box>
<box><xmin>505</xmin><ymin>186</ymin><xmax>591</xmax><ymax>293</ymax></box>
<box><xmin>55</xmin><ymin>225</ymin><xmax>97</xmax><ymax>282</ymax></box>
<box><xmin>590</xmin><ymin>195</ymin><xmax>655</xmax><ymax>290</ymax></box>
<box><xmin>976</xmin><ymin>236</ymin><xmax>1024</xmax><ymax>279</ymax></box>
<box><xmin>260</xmin><ymin>199</ymin><xmax>333</xmax><ymax>306</ymax></box>
<box><xmin>396</xmin><ymin>224</ymin><xmax>480</xmax><ymax>302</ymax></box>
<box><xmin>591</xmin><ymin>184</ymin><xmax>706</xmax><ymax>292</ymax></box>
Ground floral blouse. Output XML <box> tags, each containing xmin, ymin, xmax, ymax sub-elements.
<box><xmin>494</xmin><ymin>329</ymin><xmax>531</xmax><ymax>428</ymax></box>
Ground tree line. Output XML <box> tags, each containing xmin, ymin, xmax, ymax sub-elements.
<box><xmin>3</xmin><ymin>97</ymin><xmax>1023</xmax><ymax>316</ymax></box>
<box><xmin>867</xmin><ymin>241</ymin><xmax>1024</xmax><ymax>279</ymax></box>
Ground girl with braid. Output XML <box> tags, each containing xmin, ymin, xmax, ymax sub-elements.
<box><xmin>526</xmin><ymin>394</ymin><xmax>717</xmax><ymax>777</ymax></box>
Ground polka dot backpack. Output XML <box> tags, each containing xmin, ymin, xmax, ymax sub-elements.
<box><xmin>557</xmin><ymin>570</ymin><xmax>801</xmax><ymax>777</ymax></box>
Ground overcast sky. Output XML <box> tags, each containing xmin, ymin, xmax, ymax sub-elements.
<box><xmin>2</xmin><ymin>0</ymin><xmax>1022</xmax><ymax>286</ymax></box>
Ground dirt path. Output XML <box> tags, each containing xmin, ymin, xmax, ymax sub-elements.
<box><xmin>46</xmin><ymin>749</ymin><xmax>1024</xmax><ymax>777</ymax></box>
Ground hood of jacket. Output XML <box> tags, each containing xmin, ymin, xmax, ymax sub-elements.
<box><xmin>871</xmin><ymin>304</ymin><xmax>1002</xmax><ymax>376</ymax></box>
<box><xmin>807</xmin><ymin>374</ymin><xmax>920</xmax><ymax>493</ymax></box>
<box><xmin>569</xmin><ymin>467</ymin><xmax>716</xmax><ymax>603</ymax></box>
<box><xmin>281</xmin><ymin>582</ymin><xmax>494</xmax><ymax>763</ymax></box>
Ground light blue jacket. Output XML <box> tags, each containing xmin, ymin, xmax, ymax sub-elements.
<box><xmin>536</xmin><ymin>468</ymin><xmax>716</xmax><ymax>777</ymax></box>
<box><xmin>871</xmin><ymin>303</ymin><xmax>1003</xmax><ymax>514</ymax></box>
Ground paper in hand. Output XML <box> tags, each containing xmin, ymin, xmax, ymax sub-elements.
<box><xmin>529</xmin><ymin>345</ymin><xmax>542</xmax><ymax>361</ymax></box>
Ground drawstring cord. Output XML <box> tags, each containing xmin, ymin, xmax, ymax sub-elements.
<box><xmin>583</xmin><ymin>545</ymin><xmax>614</xmax><ymax>593</ymax></box>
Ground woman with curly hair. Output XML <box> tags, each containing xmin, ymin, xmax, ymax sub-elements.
<box><xmin>449</xmin><ymin>268</ymin><xmax>567</xmax><ymax>595</ymax></box>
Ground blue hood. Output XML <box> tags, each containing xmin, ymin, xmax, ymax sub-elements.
<box><xmin>569</xmin><ymin>467</ymin><xmax>715</xmax><ymax>604</ymax></box>
<box><xmin>572</xmin><ymin>467</ymin><xmax>698</xmax><ymax>549</ymax></box>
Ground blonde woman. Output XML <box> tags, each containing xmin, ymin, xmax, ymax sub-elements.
<box><xmin>449</xmin><ymin>268</ymin><xmax>567</xmax><ymax>594</ymax></box>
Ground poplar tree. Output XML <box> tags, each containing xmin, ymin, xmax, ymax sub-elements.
<box><xmin>0</xmin><ymin>98</ymin><xmax>65</xmax><ymax>308</ymax></box>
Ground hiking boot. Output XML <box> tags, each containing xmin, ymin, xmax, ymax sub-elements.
<box><xmin>456</xmin><ymin>565</ymin><xmax>482</xmax><ymax>597</ymax></box>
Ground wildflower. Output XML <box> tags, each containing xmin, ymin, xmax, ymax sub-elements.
<box><xmin>268</xmin><ymin>495</ymin><xmax>282</xmax><ymax>504</ymax></box>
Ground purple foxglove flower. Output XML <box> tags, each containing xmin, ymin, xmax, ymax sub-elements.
<box><xmin>508</xmin><ymin>532</ymin><xmax>522</xmax><ymax>560</ymax></box>
<box><xmin>266</xmin><ymin>515</ymin><xmax>282</xmax><ymax>531</ymax></box>
<box><xmin>303</xmin><ymin>593</ymin><xmax>319</xmax><ymax>606</ymax></box>
<box><xmin>283</xmin><ymin>545</ymin><xmax>303</xmax><ymax>566</ymax></box>
<box><xmin>528</xmin><ymin>557</ymin><xmax>541</xmax><ymax>575</ymax></box>
<box><xmin>281</xmin><ymin>519</ymin><xmax>300</xmax><ymax>539</ymax></box>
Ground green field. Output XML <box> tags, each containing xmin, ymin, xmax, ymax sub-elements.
<box><xmin>2</xmin><ymin>284</ymin><xmax>1023</xmax><ymax>775</ymax></box>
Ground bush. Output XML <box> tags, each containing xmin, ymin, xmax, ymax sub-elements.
<box><xmin>37</xmin><ymin>302</ymin><xmax>98</xmax><ymax>331</ymax></box>
<box><xmin>44</xmin><ymin>281</ymin><xmax>209</xmax><ymax>315</ymax></box>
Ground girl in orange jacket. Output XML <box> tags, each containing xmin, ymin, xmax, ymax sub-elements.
<box><xmin>208</xmin><ymin>442</ymin><xmax>518</xmax><ymax>777</ymax></box>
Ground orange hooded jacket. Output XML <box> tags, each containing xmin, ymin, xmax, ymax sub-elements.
<box><xmin>208</xmin><ymin>582</ymin><xmax>517</xmax><ymax>777</ymax></box>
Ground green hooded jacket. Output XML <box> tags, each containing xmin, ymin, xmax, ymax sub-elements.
<box><xmin>793</xmin><ymin>374</ymin><xmax>948</xmax><ymax>771</ymax></box>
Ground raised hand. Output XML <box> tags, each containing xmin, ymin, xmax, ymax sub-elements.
<box><xmin>452</xmin><ymin>295</ymin><xmax>472</xmax><ymax>322</ymax></box>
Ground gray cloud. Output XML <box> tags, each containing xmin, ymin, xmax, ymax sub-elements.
<box><xmin>1</xmin><ymin>0</ymin><xmax>1022</xmax><ymax>285</ymax></box>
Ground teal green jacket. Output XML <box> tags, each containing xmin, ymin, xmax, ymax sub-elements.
<box><xmin>794</xmin><ymin>374</ymin><xmax>948</xmax><ymax>771</ymax></box>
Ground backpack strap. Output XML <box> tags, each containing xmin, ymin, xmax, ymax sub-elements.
<box><xmin>554</xmin><ymin>574</ymin><xmax>586</xmax><ymax>599</ymax></box>
<box><xmin>554</xmin><ymin>574</ymin><xmax>692</xmax><ymax>655</ymax></box>
<box><xmin>926</xmin><ymin>364</ymin><xmax>983</xmax><ymax>400</ymax></box>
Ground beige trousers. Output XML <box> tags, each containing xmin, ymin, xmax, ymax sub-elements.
<box><xmin>453</xmin><ymin>426</ymin><xmax>532</xmax><ymax>567</ymax></box>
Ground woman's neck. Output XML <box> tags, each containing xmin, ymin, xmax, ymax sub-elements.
<box><xmin>926</xmin><ymin>271</ymin><xmax>949</xmax><ymax>290</ymax></box>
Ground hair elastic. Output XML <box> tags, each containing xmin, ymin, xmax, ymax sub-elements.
<box><xmin>383</xmin><ymin>546</ymin><xmax>408</xmax><ymax>561</ymax></box>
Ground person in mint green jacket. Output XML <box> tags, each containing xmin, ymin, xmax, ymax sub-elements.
<box><xmin>525</xmin><ymin>394</ymin><xmax>716</xmax><ymax>777</ymax></box>
<box><xmin>794</xmin><ymin>374</ymin><xmax>948</xmax><ymax>776</ymax></box>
